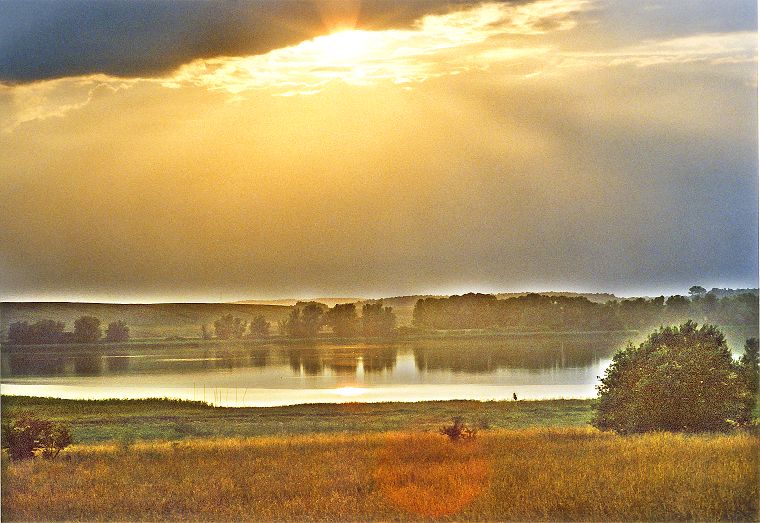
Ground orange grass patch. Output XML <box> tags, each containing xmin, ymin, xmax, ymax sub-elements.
<box><xmin>374</xmin><ymin>433</ymin><xmax>491</xmax><ymax>517</ymax></box>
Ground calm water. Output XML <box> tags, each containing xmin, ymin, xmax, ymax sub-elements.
<box><xmin>0</xmin><ymin>330</ymin><xmax>753</xmax><ymax>406</ymax></box>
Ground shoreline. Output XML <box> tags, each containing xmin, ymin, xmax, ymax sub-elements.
<box><xmin>1</xmin><ymin>395</ymin><xmax>596</xmax><ymax>443</ymax></box>
<box><xmin>0</xmin><ymin>328</ymin><xmax>642</xmax><ymax>351</ymax></box>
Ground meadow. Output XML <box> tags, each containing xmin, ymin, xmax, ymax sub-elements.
<box><xmin>2</xmin><ymin>428</ymin><xmax>757</xmax><ymax>521</ymax></box>
<box><xmin>2</xmin><ymin>396</ymin><xmax>593</xmax><ymax>443</ymax></box>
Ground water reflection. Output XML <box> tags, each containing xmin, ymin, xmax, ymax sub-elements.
<box><xmin>105</xmin><ymin>355</ymin><xmax>131</xmax><ymax>373</ymax></box>
<box><xmin>2</xmin><ymin>336</ymin><xmax>625</xmax><ymax>379</ymax></box>
<box><xmin>73</xmin><ymin>355</ymin><xmax>102</xmax><ymax>376</ymax></box>
<box><xmin>287</xmin><ymin>348</ymin><xmax>324</xmax><ymax>376</ymax></box>
<box><xmin>249</xmin><ymin>349</ymin><xmax>269</xmax><ymax>368</ymax></box>
<box><xmin>0</xmin><ymin>334</ymin><xmax>636</xmax><ymax>404</ymax></box>
<box><xmin>362</xmin><ymin>348</ymin><xmax>397</xmax><ymax>373</ymax></box>
<box><xmin>5</xmin><ymin>353</ymin><xmax>66</xmax><ymax>377</ymax></box>
<box><xmin>413</xmin><ymin>340</ymin><xmax>608</xmax><ymax>374</ymax></box>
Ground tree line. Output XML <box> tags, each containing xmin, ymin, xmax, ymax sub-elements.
<box><xmin>202</xmin><ymin>301</ymin><xmax>397</xmax><ymax>340</ymax></box>
<box><xmin>282</xmin><ymin>301</ymin><xmax>396</xmax><ymax>338</ymax></box>
<box><xmin>201</xmin><ymin>314</ymin><xmax>271</xmax><ymax>340</ymax></box>
<box><xmin>412</xmin><ymin>290</ymin><xmax>758</xmax><ymax>331</ymax></box>
<box><xmin>7</xmin><ymin>316</ymin><xmax>129</xmax><ymax>345</ymax></box>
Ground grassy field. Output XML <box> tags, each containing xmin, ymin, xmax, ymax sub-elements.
<box><xmin>1</xmin><ymin>396</ymin><xmax>593</xmax><ymax>443</ymax></box>
<box><xmin>2</xmin><ymin>428</ymin><xmax>757</xmax><ymax>521</ymax></box>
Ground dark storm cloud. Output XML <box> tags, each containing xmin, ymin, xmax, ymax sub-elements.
<box><xmin>0</xmin><ymin>0</ymin><xmax>490</xmax><ymax>83</ymax></box>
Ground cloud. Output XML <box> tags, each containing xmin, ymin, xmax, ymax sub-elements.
<box><xmin>0</xmin><ymin>0</ymin><xmax>522</xmax><ymax>83</ymax></box>
<box><xmin>0</xmin><ymin>76</ymin><xmax>137</xmax><ymax>132</ymax></box>
<box><xmin>557</xmin><ymin>31</ymin><xmax>757</xmax><ymax>69</ymax></box>
<box><xmin>1</xmin><ymin>1</ymin><xmax>585</xmax><ymax>130</ymax></box>
<box><xmin>167</xmin><ymin>1</ymin><xmax>581</xmax><ymax>96</ymax></box>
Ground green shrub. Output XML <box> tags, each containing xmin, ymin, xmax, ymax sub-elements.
<box><xmin>2</xmin><ymin>413</ymin><xmax>72</xmax><ymax>461</ymax></box>
<box><xmin>439</xmin><ymin>417</ymin><xmax>477</xmax><ymax>441</ymax></box>
<box><xmin>592</xmin><ymin>321</ymin><xmax>753</xmax><ymax>434</ymax></box>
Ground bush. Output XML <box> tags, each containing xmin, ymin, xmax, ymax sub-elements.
<box><xmin>592</xmin><ymin>321</ymin><xmax>752</xmax><ymax>434</ymax></box>
<box><xmin>2</xmin><ymin>413</ymin><xmax>72</xmax><ymax>461</ymax></box>
<box><xmin>439</xmin><ymin>417</ymin><xmax>477</xmax><ymax>442</ymax></box>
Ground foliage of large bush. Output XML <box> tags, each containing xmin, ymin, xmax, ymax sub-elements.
<box><xmin>593</xmin><ymin>321</ymin><xmax>756</xmax><ymax>434</ymax></box>
<box><xmin>2</xmin><ymin>413</ymin><xmax>72</xmax><ymax>461</ymax></box>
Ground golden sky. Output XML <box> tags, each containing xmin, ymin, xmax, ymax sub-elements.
<box><xmin>0</xmin><ymin>0</ymin><xmax>757</xmax><ymax>301</ymax></box>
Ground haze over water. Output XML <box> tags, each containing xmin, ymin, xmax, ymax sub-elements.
<box><xmin>0</xmin><ymin>335</ymin><xmax>618</xmax><ymax>406</ymax></box>
<box><xmin>2</xmin><ymin>330</ymin><xmax>753</xmax><ymax>407</ymax></box>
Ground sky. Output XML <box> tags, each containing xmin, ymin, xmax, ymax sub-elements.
<box><xmin>0</xmin><ymin>0</ymin><xmax>757</xmax><ymax>302</ymax></box>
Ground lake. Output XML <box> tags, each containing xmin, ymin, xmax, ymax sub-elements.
<box><xmin>1</xmin><ymin>330</ymin><xmax>754</xmax><ymax>406</ymax></box>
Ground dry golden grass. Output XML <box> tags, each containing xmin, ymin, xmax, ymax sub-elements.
<box><xmin>2</xmin><ymin>428</ymin><xmax>757</xmax><ymax>521</ymax></box>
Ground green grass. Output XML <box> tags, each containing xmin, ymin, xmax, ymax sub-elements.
<box><xmin>1</xmin><ymin>395</ymin><xmax>593</xmax><ymax>443</ymax></box>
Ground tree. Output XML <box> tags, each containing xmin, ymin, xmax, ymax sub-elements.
<box><xmin>698</xmin><ymin>292</ymin><xmax>719</xmax><ymax>316</ymax></box>
<box><xmin>214</xmin><ymin>314</ymin><xmax>246</xmax><ymax>339</ymax></box>
<box><xmin>665</xmin><ymin>295</ymin><xmax>689</xmax><ymax>314</ymax></box>
<box><xmin>592</xmin><ymin>321</ymin><xmax>751</xmax><ymax>434</ymax></box>
<box><xmin>8</xmin><ymin>320</ymin><xmax>66</xmax><ymax>344</ymax></box>
<box><xmin>280</xmin><ymin>303</ymin><xmax>325</xmax><ymax>338</ymax></box>
<box><xmin>249</xmin><ymin>315</ymin><xmax>270</xmax><ymax>338</ymax></box>
<box><xmin>73</xmin><ymin>316</ymin><xmax>102</xmax><ymax>343</ymax></box>
<box><xmin>326</xmin><ymin>303</ymin><xmax>358</xmax><ymax>337</ymax></box>
<box><xmin>689</xmin><ymin>285</ymin><xmax>707</xmax><ymax>298</ymax></box>
<box><xmin>740</xmin><ymin>338</ymin><xmax>759</xmax><ymax>385</ymax></box>
<box><xmin>105</xmin><ymin>320</ymin><xmax>130</xmax><ymax>342</ymax></box>
<box><xmin>280</xmin><ymin>308</ymin><xmax>303</xmax><ymax>338</ymax></box>
<box><xmin>361</xmin><ymin>302</ymin><xmax>396</xmax><ymax>337</ymax></box>
<box><xmin>301</xmin><ymin>303</ymin><xmax>324</xmax><ymax>337</ymax></box>
<box><xmin>8</xmin><ymin>321</ymin><xmax>31</xmax><ymax>344</ymax></box>
<box><xmin>739</xmin><ymin>338</ymin><xmax>759</xmax><ymax>420</ymax></box>
<box><xmin>2</xmin><ymin>413</ymin><xmax>72</xmax><ymax>461</ymax></box>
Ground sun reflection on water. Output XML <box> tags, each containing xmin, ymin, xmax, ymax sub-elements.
<box><xmin>334</xmin><ymin>386</ymin><xmax>366</xmax><ymax>397</ymax></box>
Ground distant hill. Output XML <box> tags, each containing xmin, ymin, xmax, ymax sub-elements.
<box><xmin>235</xmin><ymin>297</ymin><xmax>364</xmax><ymax>308</ymax></box>
<box><xmin>0</xmin><ymin>302</ymin><xmax>291</xmax><ymax>339</ymax></box>
<box><xmin>495</xmin><ymin>292</ymin><xmax>618</xmax><ymax>303</ymax></box>
<box><xmin>707</xmin><ymin>288</ymin><xmax>759</xmax><ymax>299</ymax></box>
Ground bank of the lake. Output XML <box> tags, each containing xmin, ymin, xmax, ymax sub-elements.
<box><xmin>0</xmin><ymin>328</ymin><xmax>643</xmax><ymax>351</ymax></box>
<box><xmin>1</xmin><ymin>396</ymin><xmax>593</xmax><ymax>443</ymax></box>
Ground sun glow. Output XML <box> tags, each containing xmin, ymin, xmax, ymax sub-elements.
<box><xmin>164</xmin><ymin>1</ymin><xmax>587</xmax><ymax>97</ymax></box>
<box><xmin>312</xmin><ymin>30</ymin><xmax>377</xmax><ymax>64</ymax></box>
<box><xmin>2</xmin><ymin>0</ymin><xmax>603</xmax><ymax>131</ymax></box>
<box><xmin>334</xmin><ymin>387</ymin><xmax>366</xmax><ymax>397</ymax></box>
